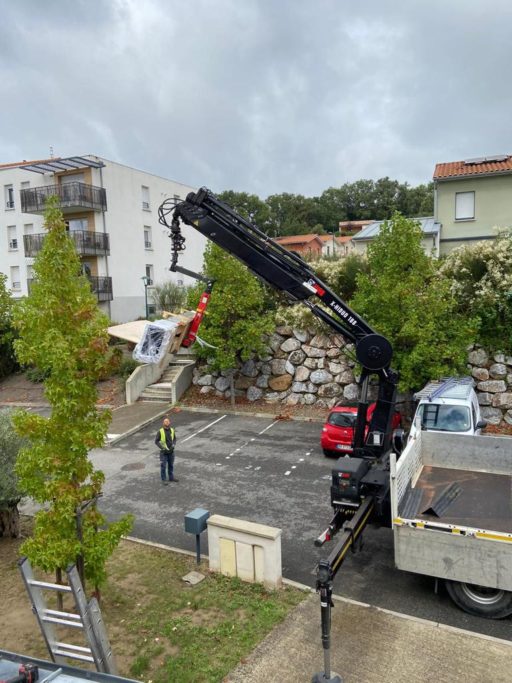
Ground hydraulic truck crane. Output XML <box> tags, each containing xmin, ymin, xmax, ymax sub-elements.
<box><xmin>158</xmin><ymin>188</ymin><xmax>403</xmax><ymax>683</ymax></box>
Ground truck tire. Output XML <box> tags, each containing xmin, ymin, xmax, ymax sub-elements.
<box><xmin>445</xmin><ymin>580</ymin><xmax>512</xmax><ymax>619</ymax></box>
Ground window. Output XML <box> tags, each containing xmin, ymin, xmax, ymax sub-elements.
<box><xmin>60</xmin><ymin>173</ymin><xmax>85</xmax><ymax>185</ymax></box>
<box><xmin>142</xmin><ymin>186</ymin><xmax>150</xmax><ymax>210</ymax></box>
<box><xmin>455</xmin><ymin>191</ymin><xmax>475</xmax><ymax>220</ymax></box>
<box><xmin>144</xmin><ymin>226</ymin><xmax>152</xmax><ymax>249</ymax></box>
<box><xmin>4</xmin><ymin>185</ymin><xmax>14</xmax><ymax>209</ymax></box>
<box><xmin>65</xmin><ymin>218</ymin><xmax>88</xmax><ymax>232</ymax></box>
<box><xmin>10</xmin><ymin>266</ymin><xmax>20</xmax><ymax>291</ymax></box>
<box><xmin>7</xmin><ymin>226</ymin><xmax>17</xmax><ymax>250</ymax></box>
<box><xmin>145</xmin><ymin>264</ymin><xmax>154</xmax><ymax>285</ymax></box>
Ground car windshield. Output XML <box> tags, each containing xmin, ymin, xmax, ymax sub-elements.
<box><xmin>328</xmin><ymin>412</ymin><xmax>357</xmax><ymax>428</ymax></box>
<box><xmin>417</xmin><ymin>404</ymin><xmax>471</xmax><ymax>432</ymax></box>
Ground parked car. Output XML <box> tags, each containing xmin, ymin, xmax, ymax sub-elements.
<box><xmin>408</xmin><ymin>377</ymin><xmax>486</xmax><ymax>443</ymax></box>
<box><xmin>321</xmin><ymin>402</ymin><xmax>402</xmax><ymax>456</ymax></box>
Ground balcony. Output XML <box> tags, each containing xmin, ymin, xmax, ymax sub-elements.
<box><xmin>27</xmin><ymin>275</ymin><xmax>113</xmax><ymax>303</ymax></box>
<box><xmin>24</xmin><ymin>230</ymin><xmax>110</xmax><ymax>257</ymax></box>
<box><xmin>90</xmin><ymin>275</ymin><xmax>113</xmax><ymax>302</ymax></box>
<box><xmin>20</xmin><ymin>182</ymin><xmax>107</xmax><ymax>214</ymax></box>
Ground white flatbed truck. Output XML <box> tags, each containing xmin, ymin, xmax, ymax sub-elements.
<box><xmin>391</xmin><ymin>430</ymin><xmax>512</xmax><ymax>618</ymax></box>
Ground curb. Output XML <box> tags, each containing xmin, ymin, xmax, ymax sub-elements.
<box><xmin>175</xmin><ymin>404</ymin><xmax>326</xmax><ymax>423</ymax></box>
<box><xmin>106</xmin><ymin>404</ymin><xmax>171</xmax><ymax>446</ymax></box>
<box><xmin>123</xmin><ymin>535</ymin><xmax>512</xmax><ymax>649</ymax></box>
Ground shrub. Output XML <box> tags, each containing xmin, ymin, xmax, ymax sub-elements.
<box><xmin>439</xmin><ymin>231</ymin><xmax>512</xmax><ymax>353</ymax></box>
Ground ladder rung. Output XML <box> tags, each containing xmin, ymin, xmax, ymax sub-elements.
<box><xmin>29</xmin><ymin>579</ymin><xmax>72</xmax><ymax>592</ymax></box>
<box><xmin>55</xmin><ymin>641</ymin><xmax>92</xmax><ymax>654</ymax></box>
<box><xmin>43</xmin><ymin>615</ymin><xmax>84</xmax><ymax>628</ymax></box>
<box><xmin>45</xmin><ymin>609</ymin><xmax>82</xmax><ymax>621</ymax></box>
<box><xmin>53</xmin><ymin>649</ymin><xmax>94</xmax><ymax>663</ymax></box>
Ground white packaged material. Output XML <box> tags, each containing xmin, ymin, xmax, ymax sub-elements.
<box><xmin>132</xmin><ymin>319</ymin><xmax>179</xmax><ymax>364</ymax></box>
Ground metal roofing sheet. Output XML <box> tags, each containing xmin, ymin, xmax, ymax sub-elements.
<box><xmin>352</xmin><ymin>217</ymin><xmax>440</xmax><ymax>241</ymax></box>
<box><xmin>17</xmin><ymin>156</ymin><xmax>105</xmax><ymax>174</ymax></box>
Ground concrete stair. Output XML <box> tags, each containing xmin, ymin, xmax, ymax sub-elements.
<box><xmin>139</xmin><ymin>356</ymin><xmax>196</xmax><ymax>403</ymax></box>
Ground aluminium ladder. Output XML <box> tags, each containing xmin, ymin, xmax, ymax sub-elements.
<box><xmin>18</xmin><ymin>557</ymin><xmax>117</xmax><ymax>675</ymax></box>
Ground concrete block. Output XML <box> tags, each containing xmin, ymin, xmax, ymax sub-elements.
<box><xmin>207</xmin><ymin>514</ymin><xmax>282</xmax><ymax>588</ymax></box>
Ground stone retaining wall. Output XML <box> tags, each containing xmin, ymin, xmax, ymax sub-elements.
<box><xmin>192</xmin><ymin>327</ymin><xmax>512</xmax><ymax>426</ymax></box>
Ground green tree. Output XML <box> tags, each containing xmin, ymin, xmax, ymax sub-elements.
<box><xmin>0</xmin><ymin>273</ymin><xmax>19</xmax><ymax>378</ymax></box>
<box><xmin>0</xmin><ymin>410</ymin><xmax>25</xmax><ymax>538</ymax></box>
<box><xmin>351</xmin><ymin>213</ymin><xmax>476</xmax><ymax>391</ymax></box>
<box><xmin>265</xmin><ymin>193</ymin><xmax>322</xmax><ymax>236</ymax></box>
<box><xmin>152</xmin><ymin>280</ymin><xmax>190</xmax><ymax>314</ymax></box>
<box><xmin>439</xmin><ymin>231</ymin><xmax>512</xmax><ymax>353</ymax></box>
<box><xmin>12</xmin><ymin>196</ymin><xmax>132</xmax><ymax>593</ymax></box>
<box><xmin>187</xmin><ymin>243</ymin><xmax>274</xmax><ymax>401</ymax></box>
<box><xmin>218</xmin><ymin>190</ymin><xmax>271</xmax><ymax>233</ymax></box>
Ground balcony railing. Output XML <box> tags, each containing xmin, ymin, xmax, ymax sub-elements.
<box><xmin>89</xmin><ymin>275</ymin><xmax>113</xmax><ymax>302</ymax></box>
<box><xmin>20</xmin><ymin>182</ymin><xmax>107</xmax><ymax>214</ymax></box>
<box><xmin>24</xmin><ymin>230</ymin><xmax>110</xmax><ymax>257</ymax></box>
<box><xmin>27</xmin><ymin>275</ymin><xmax>113</xmax><ymax>302</ymax></box>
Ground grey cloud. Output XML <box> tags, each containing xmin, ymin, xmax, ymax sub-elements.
<box><xmin>1</xmin><ymin>0</ymin><xmax>512</xmax><ymax>196</ymax></box>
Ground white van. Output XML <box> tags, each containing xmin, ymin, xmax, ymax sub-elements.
<box><xmin>408</xmin><ymin>377</ymin><xmax>486</xmax><ymax>441</ymax></box>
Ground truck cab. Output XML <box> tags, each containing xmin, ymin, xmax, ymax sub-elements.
<box><xmin>409</xmin><ymin>377</ymin><xmax>486</xmax><ymax>441</ymax></box>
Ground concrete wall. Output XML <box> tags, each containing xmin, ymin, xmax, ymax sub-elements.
<box><xmin>207</xmin><ymin>514</ymin><xmax>282</xmax><ymax>589</ymax></box>
<box><xmin>125</xmin><ymin>361</ymin><xmax>166</xmax><ymax>404</ymax></box>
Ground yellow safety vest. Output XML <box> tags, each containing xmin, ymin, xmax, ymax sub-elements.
<box><xmin>159</xmin><ymin>427</ymin><xmax>175</xmax><ymax>450</ymax></box>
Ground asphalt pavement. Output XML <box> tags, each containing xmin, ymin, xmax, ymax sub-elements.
<box><xmin>17</xmin><ymin>401</ymin><xmax>512</xmax><ymax>681</ymax></box>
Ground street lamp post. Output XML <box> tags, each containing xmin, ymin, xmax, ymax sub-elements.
<box><xmin>141</xmin><ymin>275</ymin><xmax>151</xmax><ymax>319</ymax></box>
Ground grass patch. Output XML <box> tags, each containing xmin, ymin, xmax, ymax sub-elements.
<box><xmin>0</xmin><ymin>525</ymin><xmax>306</xmax><ymax>683</ymax></box>
<box><xmin>102</xmin><ymin>542</ymin><xmax>306</xmax><ymax>682</ymax></box>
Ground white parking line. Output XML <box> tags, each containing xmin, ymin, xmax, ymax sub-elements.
<box><xmin>180</xmin><ymin>414</ymin><xmax>228</xmax><ymax>443</ymax></box>
<box><xmin>258</xmin><ymin>421</ymin><xmax>278</xmax><ymax>435</ymax></box>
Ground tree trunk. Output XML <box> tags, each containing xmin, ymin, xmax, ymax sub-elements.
<box><xmin>0</xmin><ymin>503</ymin><xmax>20</xmax><ymax>538</ymax></box>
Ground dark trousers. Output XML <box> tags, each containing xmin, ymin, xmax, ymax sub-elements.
<box><xmin>159</xmin><ymin>450</ymin><xmax>175</xmax><ymax>481</ymax></box>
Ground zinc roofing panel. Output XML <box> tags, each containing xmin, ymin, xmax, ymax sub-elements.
<box><xmin>352</xmin><ymin>217</ymin><xmax>440</xmax><ymax>241</ymax></box>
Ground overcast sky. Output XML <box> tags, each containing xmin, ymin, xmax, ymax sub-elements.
<box><xmin>1</xmin><ymin>0</ymin><xmax>511</xmax><ymax>197</ymax></box>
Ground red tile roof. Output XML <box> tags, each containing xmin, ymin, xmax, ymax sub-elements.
<box><xmin>434</xmin><ymin>156</ymin><xmax>512</xmax><ymax>180</ymax></box>
<box><xmin>275</xmin><ymin>234</ymin><xmax>322</xmax><ymax>246</ymax></box>
<box><xmin>0</xmin><ymin>157</ymin><xmax>62</xmax><ymax>170</ymax></box>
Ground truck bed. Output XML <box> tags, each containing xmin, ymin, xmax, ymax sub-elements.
<box><xmin>391</xmin><ymin>432</ymin><xmax>512</xmax><ymax>591</ymax></box>
<box><xmin>412</xmin><ymin>465</ymin><xmax>512</xmax><ymax>533</ymax></box>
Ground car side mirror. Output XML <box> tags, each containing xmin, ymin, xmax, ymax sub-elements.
<box><xmin>476</xmin><ymin>419</ymin><xmax>487</xmax><ymax>429</ymax></box>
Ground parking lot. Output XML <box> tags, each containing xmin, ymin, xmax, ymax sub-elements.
<box><xmin>91</xmin><ymin>409</ymin><xmax>512</xmax><ymax>641</ymax></box>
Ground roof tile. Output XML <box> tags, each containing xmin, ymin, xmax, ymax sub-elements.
<box><xmin>434</xmin><ymin>156</ymin><xmax>512</xmax><ymax>179</ymax></box>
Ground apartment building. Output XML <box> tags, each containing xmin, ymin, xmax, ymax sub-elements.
<box><xmin>0</xmin><ymin>155</ymin><xmax>206</xmax><ymax>322</ymax></box>
<box><xmin>434</xmin><ymin>154</ymin><xmax>512</xmax><ymax>255</ymax></box>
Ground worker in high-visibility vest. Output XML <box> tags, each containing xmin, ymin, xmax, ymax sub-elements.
<box><xmin>154</xmin><ymin>417</ymin><xmax>177</xmax><ymax>484</ymax></box>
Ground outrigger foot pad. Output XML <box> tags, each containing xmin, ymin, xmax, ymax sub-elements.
<box><xmin>311</xmin><ymin>672</ymin><xmax>343</xmax><ymax>683</ymax></box>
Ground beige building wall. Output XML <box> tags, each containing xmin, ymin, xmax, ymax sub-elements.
<box><xmin>436</xmin><ymin>174</ymin><xmax>512</xmax><ymax>255</ymax></box>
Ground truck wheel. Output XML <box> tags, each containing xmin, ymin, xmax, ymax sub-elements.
<box><xmin>445</xmin><ymin>580</ymin><xmax>512</xmax><ymax>619</ymax></box>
